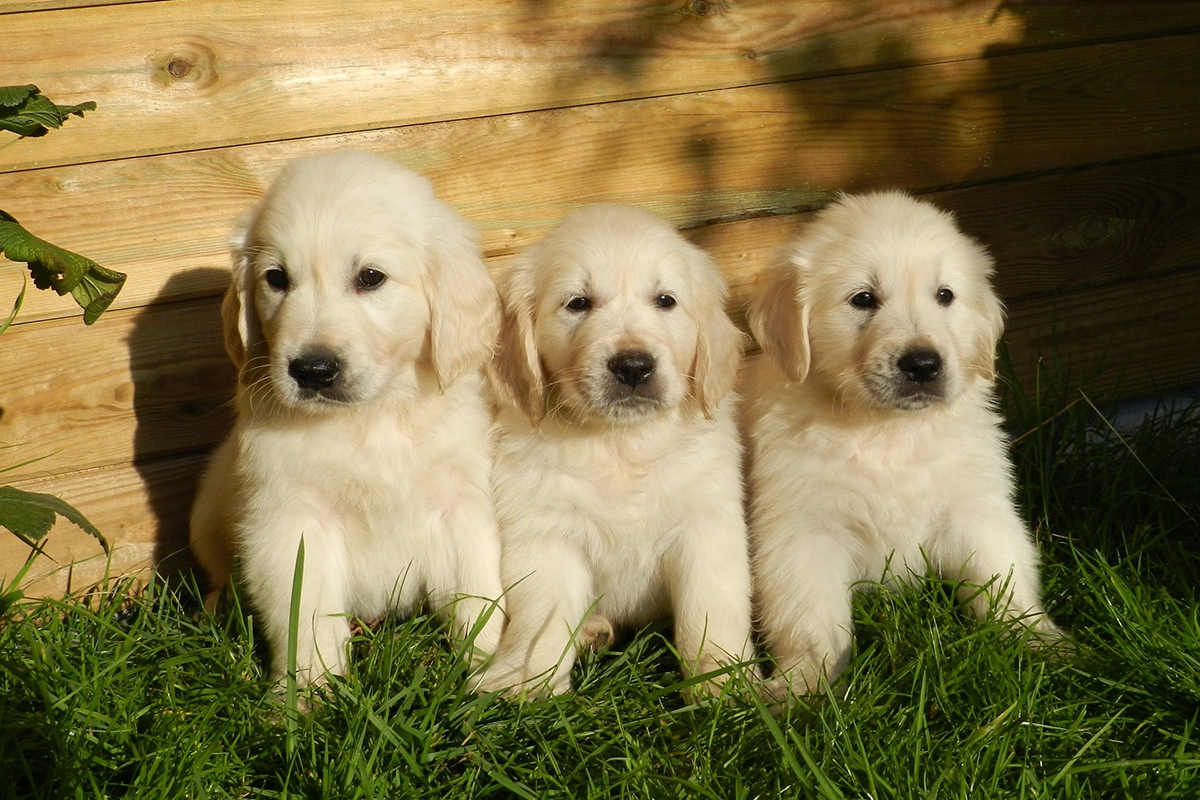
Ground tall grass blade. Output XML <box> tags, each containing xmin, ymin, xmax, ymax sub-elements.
<box><xmin>285</xmin><ymin>535</ymin><xmax>305</xmax><ymax>755</ymax></box>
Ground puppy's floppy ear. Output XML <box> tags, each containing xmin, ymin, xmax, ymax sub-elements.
<box><xmin>747</xmin><ymin>245</ymin><xmax>810</xmax><ymax>382</ymax></box>
<box><xmin>687</xmin><ymin>244</ymin><xmax>746</xmax><ymax>418</ymax></box>
<box><xmin>425</xmin><ymin>205</ymin><xmax>501</xmax><ymax>390</ymax></box>
<box><xmin>487</xmin><ymin>257</ymin><xmax>545</xmax><ymax>422</ymax></box>
<box><xmin>222</xmin><ymin>211</ymin><xmax>266</xmax><ymax>378</ymax></box>
<box><xmin>967</xmin><ymin>246</ymin><xmax>1006</xmax><ymax>383</ymax></box>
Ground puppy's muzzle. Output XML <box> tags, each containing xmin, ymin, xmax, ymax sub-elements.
<box><xmin>289</xmin><ymin>351</ymin><xmax>341</xmax><ymax>391</ymax></box>
<box><xmin>884</xmin><ymin>347</ymin><xmax>947</xmax><ymax>408</ymax></box>
<box><xmin>897</xmin><ymin>349</ymin><xmax>941</xmax><ymax>385</ymax></box>
<box><xmin>608</xmin><ymin>351</ymin><xmax>656</xmax><ymax>388</ymax></box>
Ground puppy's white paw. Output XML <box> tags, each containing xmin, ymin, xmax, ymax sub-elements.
<box><xmin>578</xmin><ymin>613</ymin><xmax>615</xmax><ymax>653</ymax></box>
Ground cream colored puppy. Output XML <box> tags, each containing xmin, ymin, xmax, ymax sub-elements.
<box><xmin>742</xmin><ymin>191</ymin><xmax>1064</xmax><ymax>699</ymax></box>
<box><xmin>479</xmin><ymin>205</ymin><xmax>754</xmax><ymax>698</ymax></box>
<box><xmin>189</xmin><ymin>151</ymin><xmax>505</xmax><ymax>688</ymax></box>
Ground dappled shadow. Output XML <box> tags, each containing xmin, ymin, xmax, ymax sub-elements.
<box><xmin>498</xmin><ymin>0</ymin><xmax>1038</xmax><ymax>246</ymax></box>
<box><xmin>502</xmin><ymin>0</ymin><xmax>1197</xmax><ymax>405</ymax></box>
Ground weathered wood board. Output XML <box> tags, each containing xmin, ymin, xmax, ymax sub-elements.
<box><xmin>5</xmin><ymin>0</ymin><xmax>1199</xmax><ymax>172</ymax></box>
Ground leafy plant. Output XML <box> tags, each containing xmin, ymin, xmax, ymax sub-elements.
<box><xmin>2</xmin><ymin>85</ymin><xmax>116</xmax><ymax>590</ymax></box>
<box><xmin>2</xmin><ymin>86</ymin><xmax>126</xmax><ymax>324</ymax></box>
<box><xmin>0</xmin><ymin>484</ymin><xmax>108</xmax><ymax>553</ymax></box>
<box><xmin>0</xmin><ymin>84</ymin><xmax>96</xmax><ymax>138</ymax></box>
<box><xmin>0</xmin><ymin>210</ymin><xmax>127</xmax><ymax>324</ymax></box>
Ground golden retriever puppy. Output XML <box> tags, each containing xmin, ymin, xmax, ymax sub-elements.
<box><xmin>189</xmin><ymin>151</ymin><xmax>505</xmax><ymax>689</ymax></box>
<box><xmin>742</xmin><ymin>191</ymin><xmax>1064</xmax><ymax>699</ymax></box>
<box><xmin>478</xmin><ymin>205</ymin><xmax>755</xmax><ymax>698</ymax></box>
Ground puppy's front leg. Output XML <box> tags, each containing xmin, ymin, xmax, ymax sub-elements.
<box><xmin>754</xmin><ymin>523</ymin><xmax>858</xmax><ymax>700</ymax></box>
<box><xmin>430</xmin><ymin>490</ymin><xmax>507</xmax><ymax>668</ymax></box>
<box><xmin>938</xmin><ymin>500</ymin><xmax>1064</xmax><ymax>640</ymax></box>
<box><xmin>668</xmin><ymin>514</ymin><xmax>757</xmax><ymax>698</ymax></box>
<box><xmin>478</xmin><ymin>538</ymin><xmax>592</xmax><ymax>698</ymax></box>
<box><xmin>189</xmin><ymin>436</ymin><xmax>240</xmax><ymax>605</ymax></box>
<box><xmin>241</xmin><ymin>514</ymin><xmax>350</xmax><ymax>688</ymax></box>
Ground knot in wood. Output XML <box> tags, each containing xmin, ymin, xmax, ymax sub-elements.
<box><xmin>151</xmin><ymin>43</ymin><xmax>218</xmax><ymax>89</ymax></box>
<box><xmin>167</xmin><ymin>58</ymin><xmax>192</xmax><ymax>79</ymax></box>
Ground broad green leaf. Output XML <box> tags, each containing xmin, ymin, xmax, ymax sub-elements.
<box><xmin>0</xmin><ymin>85</ymin><xmax>36</xmax><ymax>108</ymax></box>
<box><xmin>0</xmin><ymin>212</ymin><xmax>126</xmax><ymax>324</ymax></box>
<box><xmin>0</xmin><ymin>84</ymin><xmax>96</xmax><ymax>137</ymax></box>
<box><xmin>70</xmin><ymin>260</ymin><xmax>129</xmax><ymax>325</ymax></box>
<box><xmin>0</xmin><ymin>485</ymin><xmax>109</xmax><ymax>551</ymax></box>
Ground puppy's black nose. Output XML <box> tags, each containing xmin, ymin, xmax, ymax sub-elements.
<box><xmin>608</xmin><ymin>351</ymin><xmax>656</xmax><ymax>387</ymax></box>
<box><xmin>289</xmin><ymin>352</ymin><xmax>341</xmax><ymax>390</ymax></box>
<box><xmin>897</xmin><ymin>349</ymin><xmax>942</xmax><ymax>384</ymax></box>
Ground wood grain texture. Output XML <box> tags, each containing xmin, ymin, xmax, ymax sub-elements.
<box><xmin>4</xmin><ymin>33</ymin><xmax>1199</xmax><ymax>324</ymax></box>
<box><xmin>936</xmin><ymin>156</ymin><xmax>1200</xmax><ymax>302</ymax></box>
<box><xmin>0</xmin><ymin>0</ymin><xmax>157</xmax><ymax>14</ymax></box>
<box><xmin>694</xmin><ymin>153</ymin><xmax>1200</xmax><ymax>307</ymax></box>
<box><xmin>1004</xmin><ymin>269</ymin><xmax>1200</xmax><ymax>398</ymax></box>
<box><xmin>0</xmin><ymin>454</ymin><xmax>203</xmax><ymax>598</ymax></box>
<box><xmin>5</xmin><ymin>0</ymin><xmax>1199</xmax><ymax>172</ymax></box>
<box><xmin>0</xmin><ymin>299</ymin><xmax>237</xmax><ymax>482</ymax></box>
<box><xmin>4</xmin><ymin>3</ymin><xmax>1200</xmax><ymax>599</ymax></box>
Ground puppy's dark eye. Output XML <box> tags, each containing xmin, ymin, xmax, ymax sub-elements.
<box><xmin>265</xmin><ymin>267</ymin><xmax>289</xmax><ymax>292</ymax></box>
<box><xmin>937</xmin><ymin>287</ymin><xmax>955</xmax><ymax>306</ymax></box>
<box><xmin>357</xmin><ymin>267</ymin><xmax>387</xmax><ymax>290</ymax></box>
<box><xmin>849</xmin><ymin>291</ymin><xmax>878</xmax><ymax>310</ymax></box>
<box><xmin>565</xmin><ymin>296</ymin><xmax>591</xmax><ymax>312</ymax></box>
<box><xmin>655</xmin><ymin>294</ymin><xmax>677</xmax><ymax>310</ymax></box>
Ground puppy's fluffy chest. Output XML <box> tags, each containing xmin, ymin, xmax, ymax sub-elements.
<box><xmin>766</xmin><ymin>380</ymin><xmax>1006</xmax><ymax>553</ymax></box>
<box><xmin>494</xmin><ymin>407</ymin><xmax>735</xmax><ymax>556</ymax></box>
<box><xmin>242</xmin><ymin>414</ymin><xmax>412</xmax><ymax>501</ymax></box>
<box><xmin>239</xmin><ymin>379</ymin><xmax>488</xmax><ymax>537</ymax></box>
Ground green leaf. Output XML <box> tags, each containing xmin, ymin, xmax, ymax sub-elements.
<box><xmin>70</xmin><ymin>260</ymin><xmax>129</xmax><ymax>325</ymax></box>
<box><xmin>0</xmin><ymin>485</ymin><xmax>109</xmax><ymax>551</ymax></box>
<box><xmin>0</xmin><ymin>84</ymin><xmax>96</xmax><ymax>138</ymax></box>
<box><xmin>0</xmin><ymin>85</ymin><xmax>37</xmax><ymax>109</ymax></box>
<box><xmin>0</xmin><ymin>212</ymin><xmax>126</xmax><ymax>324</ymax></box>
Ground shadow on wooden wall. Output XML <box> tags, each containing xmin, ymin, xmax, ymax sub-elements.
<box><xmin>127</xmin><ymin>268</ymin><xmax>235</xmax><ymax>585</ymax></box>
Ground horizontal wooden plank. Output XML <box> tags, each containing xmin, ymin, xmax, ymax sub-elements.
<box><xmin>944</xmin><ymin>156</ymin><xmax>1200</xmax><ymax>302</ymax></box>
<box><xmin>1003</xmin><ymin>269</ymin><xmax>1200</xmax><ymax>399</ymax></box>
<box><xmin>0</xmin><ymin>453</ymin><xmax>203</xmax><ymax>599</ymax></box>
<box><xmin>4</xmin><ymin>32</ymin><xmax>1199</xmax><ymax>324</ymax></box>
<box><xmin>0</xmin><ymin>298</ymin><xmax>237</xmax><ymax>483</ymax></box>
<box><xmin>0</xmin><ymin>0</ymin><xmax>159</xmax><ymax>15</ymax></box>
<box><xmin>693</xmin><ymin>153</ymin><xmax>1200</xmax><ymax>307</ymax></box>
<box><xmin>5</xmin><ymin>1</ymin><xmax>1199</xmax><ymax>172</ymax></box>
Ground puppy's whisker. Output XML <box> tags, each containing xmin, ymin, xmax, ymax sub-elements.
<box><xmin>544</xmin><ymin>391</ymin><xmax>574</xmax><ymax>422</ymax></box>
<box><xmin>540</xmin><ymin>374</ymin><xmax>584</xmax><ymax>421</ymax></box>
<box><xmin>243</xmin><ymin>372</ymin><xmax>275</xmax><ymax>416</ymax></box>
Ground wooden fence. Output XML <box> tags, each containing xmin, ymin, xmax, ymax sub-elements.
<box><xmin>2</xmin><ymin>0</ymin><xmax>1199</xmax><ymax>596</ymax></box>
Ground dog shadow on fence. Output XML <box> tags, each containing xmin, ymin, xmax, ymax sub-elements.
<box><xmin>127</xmin><ymin>267</ymin><xmax>235</xmax><ymax>591</ymax></box>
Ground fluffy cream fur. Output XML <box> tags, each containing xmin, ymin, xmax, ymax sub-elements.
<box><xmin>189</xmin><ymin>151</ymin><xmax>505</xmax><ymax>688</ymax></box>
<box><xmin>741</xmin><ymin>191</ymin><xmax>1064</xmax><ymax>700</ymax></box>
<box><xmin>479</xmin><ymin>205</ymin><xmax>755</xmax><ymax>698</ymax></box>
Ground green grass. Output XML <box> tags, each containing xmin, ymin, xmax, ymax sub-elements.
<box><xmin>2</xmin><ymin>381</ymin><xmax>1198</xmax><ymax>799</ymax></box>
